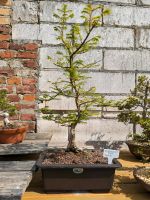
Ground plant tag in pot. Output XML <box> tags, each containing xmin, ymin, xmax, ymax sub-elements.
<box><xmin>103</xmin><ymin>149</ymin><xmax>120</xmax><ymax>164</ymax></box>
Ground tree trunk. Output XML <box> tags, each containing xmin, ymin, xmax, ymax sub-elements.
<box><xmin>67</xmin><ymin>126</ymin><xmax>77</xmax><ymax>152</ymax></box>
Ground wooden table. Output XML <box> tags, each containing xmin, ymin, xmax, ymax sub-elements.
<box><xmin>0</xmin><ymin>139</ymin><xmax>50</xmax><ymax>200</ymax></box>
<box><xmin>0</xmin><ymin>140</ymin><xmax>49</xmax><ymax>155</ymax></box>
<box><xmin>0</xmin><ymin>161</ymin><xmax>36</xmax><ymax>200</ymax></box>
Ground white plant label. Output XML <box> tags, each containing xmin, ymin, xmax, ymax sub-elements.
<box><xmin>103</xmin><ymin>149</ymin><xmax>120</xmax><ymax>164</ymax></box>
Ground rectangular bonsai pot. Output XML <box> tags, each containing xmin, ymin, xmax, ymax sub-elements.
<box><xmin>36</xmin><ymin>151</ymin><xmax>122</xmax><ymax>193</ymax></box>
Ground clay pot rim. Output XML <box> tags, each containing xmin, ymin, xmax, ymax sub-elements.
<box><xmin>0</xmin><ymin>125</ymin><xmax>28</xmax><ymax>134</ymax></box>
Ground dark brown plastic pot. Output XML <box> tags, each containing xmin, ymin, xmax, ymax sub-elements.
<box><xmin>126</xmin><ymin>141</ymin><xmax>150</xmax><ymax>161</ymax></box>
<box><xmin>36</xmin><ymin>151</ymin><xmax>122</xmax><ymax>193</ymax></box>
<box><xmin>0</xmin><ymin>126</ymin><xmax>28</xmax><ymax>144</ymax></box>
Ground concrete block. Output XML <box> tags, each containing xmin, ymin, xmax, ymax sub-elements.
<box><xmin>138</xmin><ymin>29</ymin><xmax>150</xmax><ymax>49</ymax></box>
<box><xmin>40</xmin><ymin>1</ymin><xmax>85</xmax><ymax>23</ymax></box>
<box><xmin>40</xmin><ymin>47</ymin><xmax>103</xmax><ymax>70</ymax></box>
<box><xmin>39</xmin><ymin>24</ymin><xmax>58</xmax><ymax>44</ymax></box>
<box><xmin>12</xmin><ymin>24</ymin><xmax>39</xmax><ymax>40</ymax></box>
<box><xmin>141</xmin><ymin>0</ymin><xmax>150</xmax><ymax>5</ymax></box>
<box><xmin>37</xmin><ymin>118</ymin><xmax>132</xmax><ymax>147</ymax></box>
<box><xmin>13</xmin><ymin>1</ymin><xmax>38</xmax><ymax>23</ymax></box>
<box><xmin>39</xmin><ymin>24</ymin><xmax>134</xmax><ymax>48</ymax></box>
<box><xmin>104</xmin><ymin>50</ymin><xmax>150</xmax><ymax>71</ymax></box>
<box><xmin>104</xmin><ymin>5</ymin><xmax>150</xmax><ymax>27</ymax></box>
<box><xmin>91</xmin><ymin>0</ymin><xmax>135</xmax><ymax>4</ymax></box>
<box><xmin>39</xmin><ymin>70</ymin><xmax>135</xmax><ymax>94</ymax></box>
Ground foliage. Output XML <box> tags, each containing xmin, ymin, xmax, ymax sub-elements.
<box><xmin>0</xmin><ymin>90</ymin><xmax>16</xmax><ymax>116</ymax></box>
<box><xmin>116</xmin><ymin>75</ymin><xmax>150</xmax><ymax>142</ymax></box>
<box><xmin>40</xmin><ymin>4</ymin><xmax>111</xmax><ymax>150</ymax></box>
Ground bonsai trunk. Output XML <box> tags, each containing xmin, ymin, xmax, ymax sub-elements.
<box><xmin>67</xmin><ymin>126</ymin><xmax>77</xmax><ymax>151</ymax></box>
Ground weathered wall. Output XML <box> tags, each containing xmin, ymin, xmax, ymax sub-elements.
<box><xmin>1</xmin><ymin>0</ymin><xmax>150</xmax><ymax>147</ymax></box>
<box><xmin>0</xmin><ymin>0</ymin><xmax>39</xmax><ymax>132</ymax></box>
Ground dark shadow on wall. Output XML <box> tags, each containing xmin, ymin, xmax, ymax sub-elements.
<box><xmin>85</xmin><ymin>132</ymin><xmax>124</xmax><ymax>150</ymax></box>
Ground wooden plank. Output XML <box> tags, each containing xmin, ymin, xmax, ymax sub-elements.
<box><xmin>0</xmin><ymin>171</ymin><xmax>32</xmax><ymax>200</ymax></box>
<box><xmin>0</xmin><ymin>161</ymin><xmax>36</xmax><ymax>172</ymax></box>
<box><xmin>0</xmin><ymin>140</ymin><xmax>49</xmax><ymax>155</ymax></box>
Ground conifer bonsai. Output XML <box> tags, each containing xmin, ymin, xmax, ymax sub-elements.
<box><xmin>116</xmin><ymin>75</ymin><xmax>150</xmax><ymax>160</ymax></box>
<box><xmin>40</xmin><ymin>4</ymin><xmax>110</xmax><ymax>152</ymax></box>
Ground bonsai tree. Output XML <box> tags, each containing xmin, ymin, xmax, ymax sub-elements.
<box><xmin>117</xmin><ymin>75</ymin><xmax>150</xmax><ymax>142</ymax></box>
<box><xmin>0</xmin><ymin>90</ymin><xmax>16</xmax><ymax>127</ymax></box>
<box><xmin>40</xmin><ymin>4</ymin><xmax>110</xmax><ymax>152</ymax></box>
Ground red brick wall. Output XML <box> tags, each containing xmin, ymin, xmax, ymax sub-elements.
<box><xmin>0</xmin><ymin>0</ymin><xmax>39</xmax><ymax>132</ymax></box>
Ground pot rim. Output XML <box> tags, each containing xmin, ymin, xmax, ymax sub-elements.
<box><xmin>0</xmin><ymin>125</ymin><xmax>28</xmax><ymax>134</ymax></box>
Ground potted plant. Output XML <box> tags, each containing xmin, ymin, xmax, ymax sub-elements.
<box><xmin>133</xmin><ymin>167</ymin><xmax>150</xmax><ymax>192</ymax></box>
<box><xmin>0</xmin><ymin>89</ymin><xmax>28</xmax><ymax>144</ymax></box>
<box><xmin>116</xmin><ymin>75</ymin><xmax>150</xmax><ymax>161</ymax></box>
<box><xmin>37</xmin><ymin>4</ymin><xmax>121</xmax><ymax>192</ymax></box>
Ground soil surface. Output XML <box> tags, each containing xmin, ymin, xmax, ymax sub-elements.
<box><xmin>0</xmin><ymin>123</ymin><xmax>21</xmax><ymax>129</ymax></box>
<box><xmin>42</xmin><ymin>150</ymin><xmax>108</xmax><ymax>165</ymax></box>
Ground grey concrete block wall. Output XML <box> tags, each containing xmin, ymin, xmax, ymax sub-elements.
<box><xmin>12</xmin><ymin>0</ymin><xmax>150</xmax><ymax>147</ymax></box>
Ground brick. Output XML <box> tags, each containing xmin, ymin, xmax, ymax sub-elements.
<box><xmin>22</xmin><ymin>78</ymin><xmax>37</xmax><ymax>85</ymax></box>
<box><xmin>0</xmin><ymin>25</ymin><xmax>10</xmax><ymax>34</ymax></box>
<box><xmin>40</xmin><ymin>1</ymin><xmax>85</xmax><ymax>23</ymax></box>
<box><xmin>9</xmin><ymin>43</ymin><xmax>38</xmax><ymax>51</ymax></box>
<box><xmin>7</xmin><ymin>76</ymin><xmax>22</xmax><ymax>85</ymax></box>
<box><xmin>22</xmin><ymin>60</ymin><xmax>38</xmax><ymax>69</ymax></box>
<box><xmin>0</xmin><ymin>68</ymin><xmax>14</xmax><ymax>76</ymax></box>
<box><xmin>20</xmin><ymin>114</ymin><xmax>35</xmax><ymax>121</ymax></box>
<box><xmin>10</xmin><ymin>114</ymin><xmax>19</xmax><ymax>120</ymax></box>
<box><xmin>12</xmin><ymin>24</ymin><xmax>39</xmax><ymax>40</ymax></box>
<box><xmin>0</xmin><ymin>34</ymin><xmax>10</xmax><ymax>41</ymax></box>
<box><xmin>13</xmin><ymin>1</ymin><xmax>38</xmax><ymax>23</ymax></box>
<box><xmin>104</xmin><ymin>50</ymin><xmax>150</xmax><ymax>71</ymax></box>
<box><xmin>7</xmin><ymin>94</ymin><xmax>20</xmax><ymax>102</ymax></box>
<box><xmin>23</xmin><ymin>95</ymin><xmax>35</xmax><ymax>101</ymax></box>
<box><xmin>104</xmin><ymin>5</ymin><xmax>150</xmax><ymax>27</ymax></box>
<box><xmin>9</xmin><ymin>43</ymin><xmax>24</xmax><ymax>51</ymax></box>
<box><xmin>0</xmin><ymin>0</ymin><xmax>12</xmax><ymax>6</ymax></box>
<box><xmin>17</xmin><ymin>85</ymin><xmax>36</xmax><ymax>94</ymax></box>
<box><xmin>0</xmin><ymin>41</ymin><xmax>9</xmax><ymax>49</ymax></box>
<box><xmin>21</xmin><ymin>104</ymin><xmax>35</xmax><ymax>109</ymax></box>
<box><xmin>40</xmin><ymin>47</ymin><xmax>102</xmax><ymax>70</ymax></box>
<box><xmin>0</xmin><ymin>8</ymin><xmax>10</xmax><ymax>16</ymax></box>
<box><xmin>0</xmin><ymin>17</ymin><xmax>10</xmax><ymax>25</ymax></box>
<box><xmin>23</xmin><ymin>43</ymin><xmax>38</xmax><ymax>51</ymax></box>
<box><xmin>0</xmin><ymin>77</ymin><xmax>6</xmax><ymax>84</ymax></box>
<box><xmin>0</xmin><ymin>50</ymin><xmax>16</xmax><ymax>59</ymax></box>
<box><xmin>16</xmin><ymin>52</ymin><xmax>37</xmax><ymax>59</ymax></box>
<box><xmin>39</xmin><ymin>70</ymin><xmax>135</xmax><ymax>94</ymax></box>
<box><xmin>0</xmin><ymin>85</ymin><xmax>13</xmax><ymax>93</ymax></box>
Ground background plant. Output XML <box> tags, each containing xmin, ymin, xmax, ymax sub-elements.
<box><xmin>117</xmin><ymin>75</ymin><xmax>150</xmax><ymax>142</ymax></box>
<box><xmin>40</xmin><ymin>4</ymin><xmax>110</xmax><ymax>151</ymax></box>
<box><xmin>0</xmin><ymin>90</ymin><xmax>16</xmax><ymax>127</ymax></box>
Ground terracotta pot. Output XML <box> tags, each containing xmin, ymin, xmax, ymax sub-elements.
<box><xmin>36</xmin><ymin>150</ymin><xmax>122</xmax><ymax>193</ymax></box>
<box><xmin>126</xmin><ymin>140</ymin><xmax>150</xmax><ymax>161</ymax></box>
<box><xmin>0</xmin><ymin>126</ymin><xmax>28</xmax><ymax>144</ymax></box>
<box><xmin>133</xmin><ymin>167</ymin><xmax>150</xmax><ymax>192</ymax></box>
